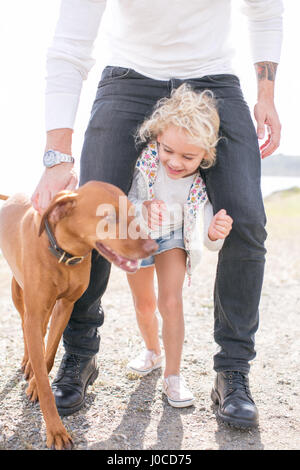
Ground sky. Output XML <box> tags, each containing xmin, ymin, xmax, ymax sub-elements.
<box><xmin>0</xmin><ymin>0</ymin><xmax>299</xmax><ymax>196</ymax></box>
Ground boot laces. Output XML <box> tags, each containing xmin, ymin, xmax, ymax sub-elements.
<box><xmin>58</xmin><ymin>354</ymin><xmax>81</xmax><ymax>379</ymax></box>
<box><xmin>225</xmin><ymin>371</ymin><xmax>253</xmax><ymax>401</ymax></box>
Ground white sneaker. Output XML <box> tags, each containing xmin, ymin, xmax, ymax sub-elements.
<box><xmin>163</xmin><ymin>375</ymin><xmax>195</xmax><ymax>408</ymax></box>
<box><xmin>127</xmin><ymin>349</ymin><xmax>163</xmax><ymax>376</ymax></box>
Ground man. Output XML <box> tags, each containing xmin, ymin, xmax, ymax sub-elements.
<box><xmin>32</xmin><ymin>0</ymin><xmax>283</xmax><ymax>427</ymax></box>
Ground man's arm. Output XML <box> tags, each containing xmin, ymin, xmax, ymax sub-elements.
<box><xmin>254</xmin><ymin>61</ymin><xmax>281</xmax><ymax>158</ymax></box>
<box><xmin>32</xmin><ymin>0</ymin><xmax>106</xmax><ymax>213</ymax></box>
<box><xmin>242</xmin><ymin>0</ymin><xmax>283</xmax><ymax>158</ymax></box>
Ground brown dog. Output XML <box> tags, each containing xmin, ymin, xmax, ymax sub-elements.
<box><xmin>0</xmin><ymin>181</ymin><xmax>157</xmax><ymax>450</ymax></box>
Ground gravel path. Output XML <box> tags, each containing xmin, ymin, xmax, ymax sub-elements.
<box><xmin>0</xmin><ymin>190</ymin><xmax>299</xmax><ymax>450</ymax></box>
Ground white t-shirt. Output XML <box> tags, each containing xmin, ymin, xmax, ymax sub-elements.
<box><xmin>150</xmin><ymin>162</ymin><xmax>195</xmax><ymax>238</ymax></box>
<box><xmin>45</xmin><ymin>0</ymin><xmax>283</xmax><ymax>131</ymax></box>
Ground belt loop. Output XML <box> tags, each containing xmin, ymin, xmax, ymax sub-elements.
<box><xmin>170</xmin><ymin>78</ymin><xmax>181</xmax><ymax>93</ymax></box>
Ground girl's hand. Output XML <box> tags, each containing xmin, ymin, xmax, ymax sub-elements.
<box><xmin>142</xmin><ymin>199</ymin><xmax>167</xmax><ymax>229</ymax></box>
<box><xmin>208</xmin><ymin>209</ymin><xmax>233</xmax><ymax>241</ymax></box>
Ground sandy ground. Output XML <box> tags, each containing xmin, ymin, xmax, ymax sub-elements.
<box><xmin>0</xmin><ymin>189</ymin><xmax>299</xmax><ymax>451</ymax></box>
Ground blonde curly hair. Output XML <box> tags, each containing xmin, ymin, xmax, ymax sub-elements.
<box><xmin>136</xmin><ymin>83</ymin><xmax>220</xmax><ymax>169</ymax></box>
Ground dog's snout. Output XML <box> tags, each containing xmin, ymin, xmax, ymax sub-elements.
<box><xmin>143</xmin><ymin>238</ymin><xmax>158</xmax><ymax>255</ymax></box>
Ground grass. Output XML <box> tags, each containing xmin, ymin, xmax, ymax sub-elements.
<box><xmin>264</xmin><ymin>187</ymin><xmax>300</xmax><ymax>240</ymax></box>
<box><xmin>264</xmin><ymin>187</ymin><xmax>300</xmax><ymax>218</ymax></box>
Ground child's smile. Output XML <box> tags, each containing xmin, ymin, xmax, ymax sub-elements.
<box><xmin>157</xmin><ymin>125</ymin><xmax>206</xmax><ymax>179</ymax></box>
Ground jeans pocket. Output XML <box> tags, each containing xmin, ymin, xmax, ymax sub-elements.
<box><xmin>111</xmin><ymin>66</ymin><xmax>131</xmax><ymax>79</ymax></box>
<box><xmin>98</xmin><ymin>66</ymin><xmax>131</xmax><ymax>87</ymax></box>
<box><xmin>205</xmin><ymin>74</ymin><xmax>240</xmax><ymax>87</ymax></box>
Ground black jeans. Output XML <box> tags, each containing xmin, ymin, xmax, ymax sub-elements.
<box><xmin>63</xmin><ymin>66</ymin><xmax>267</xmax><ymax>374</ymax></box>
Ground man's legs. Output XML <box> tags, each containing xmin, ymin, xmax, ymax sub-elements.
<box><xmin>53</xmin><ymin>69</ymin><xmax>265</xmax><ymax>423</ymax></box>
<box><xmin>53</xmin><ymin>67</ymin><xmax>170</xmax><ymax>414</ymax></box>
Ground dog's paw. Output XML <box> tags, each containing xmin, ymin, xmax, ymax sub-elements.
<box><xmin>22</xmin><ymin>359</ymin><xmax>34</xmax><ymax>381</ymax></box>
<box><xmin>21</xmin><ymin>355</ymin><xmax>29</xmax><ymax>372</ymax></box>
<box><xmin>26</xmin><ymin>377</ymin><xmax>39</xmax><ymax>403</ymax></box>
<box><xmin>47</xmin><ymin>427</ymin><xmax>74</xmax><ymax>450</ymax></box>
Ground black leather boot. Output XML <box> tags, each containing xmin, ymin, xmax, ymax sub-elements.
<box><xmin>52</xmin><ymin>354</ymin><xmax>99</xmax><ymax>416</ymax></box>
<box><xmin>211</xmin><ymin>371</ymin><xmax>259</xmax><ymax>429</ymax></box>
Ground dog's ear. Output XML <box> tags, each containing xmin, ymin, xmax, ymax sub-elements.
<box><xmin>38</xmin><ymin>191</ymin><xmax>78</xmax><ymax>237</ymax></box>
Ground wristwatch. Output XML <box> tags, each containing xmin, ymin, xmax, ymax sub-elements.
<box><xmin>43</xmin><ymin>149</ymin><xmax>75</xmax><ymax>168</ymax></box>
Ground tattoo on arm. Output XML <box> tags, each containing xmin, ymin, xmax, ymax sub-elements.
<box><xmin>255</xmin><ymin>62</ymin><xmax>278</xmax><ymax>81</ymax></box>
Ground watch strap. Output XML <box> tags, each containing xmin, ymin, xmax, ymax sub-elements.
<box><xmin>57</xmin><ymin>152</ymin><xmax>75</xmax><ymax>163</ymax></box>
<box><xmin>43</xmin><ymin>149</ymin><xmax>74</xmax><ymax>167</ymax></box>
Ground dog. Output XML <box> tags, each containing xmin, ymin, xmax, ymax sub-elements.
<box><xmin>0</xmin><ymin>181</ymin><xmax>157</xmax><ymax>449</ymax></box>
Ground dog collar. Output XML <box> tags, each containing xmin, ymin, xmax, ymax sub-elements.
<box><xmin>44</xmin><ymin>219</ymin><xmax>87</xmax><ymax>266</ymax></box>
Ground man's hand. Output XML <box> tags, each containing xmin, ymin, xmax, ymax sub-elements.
<box><xmin>31</xmin><ymin>163</ymin><xmax>78</xmax><ymax>214</ymax></box>
<box><xmin>32</xmin><ymin>128</ymin><xmax>77</xmax><ymax>214</ymax></box>
<box><xmin>254</xmin><ymin>62</ymin><xmax>281</xmax><ymax>159</ymax></box>
<box><xmin>254</xmin><ymin>97</ymin><xmax>281</xmax><ymax>159</ymax></box>
<box><xmin>208</xmin><ymin>209</ymin><xmax>233</xmax><ymax>241</ymax></box>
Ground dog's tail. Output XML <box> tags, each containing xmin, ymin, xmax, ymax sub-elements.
<box><xmin>0</xmin><ymin>194</ymin><xmax>9</xmax><ymax>200</ymax></box>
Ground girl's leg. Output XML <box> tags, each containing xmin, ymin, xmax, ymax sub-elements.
<box><xmin>155</xmin><ymin>248</ymin><xmax>187</xmax><ymax>378</ymax></box>
<box><xmin>126</xmin><ymin>266</ymin><xmax>161</xmax><ymax>355</ymax></box>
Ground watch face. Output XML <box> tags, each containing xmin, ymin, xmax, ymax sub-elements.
<box><xmin>44</xmin><ymin>150</ymin><xmax>57</xmax><ymax>167</ymax></box>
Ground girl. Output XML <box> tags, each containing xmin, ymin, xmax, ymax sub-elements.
<box><xmin>127</xmin><ymin>84</ymin><xmax>233</xmax><ymax>408</ymax></box>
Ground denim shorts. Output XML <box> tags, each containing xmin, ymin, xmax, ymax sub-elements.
<box><xmin>140</xmin><ymin>227</ymin><xmax>185</xmax><ymax>268</ymax></box>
